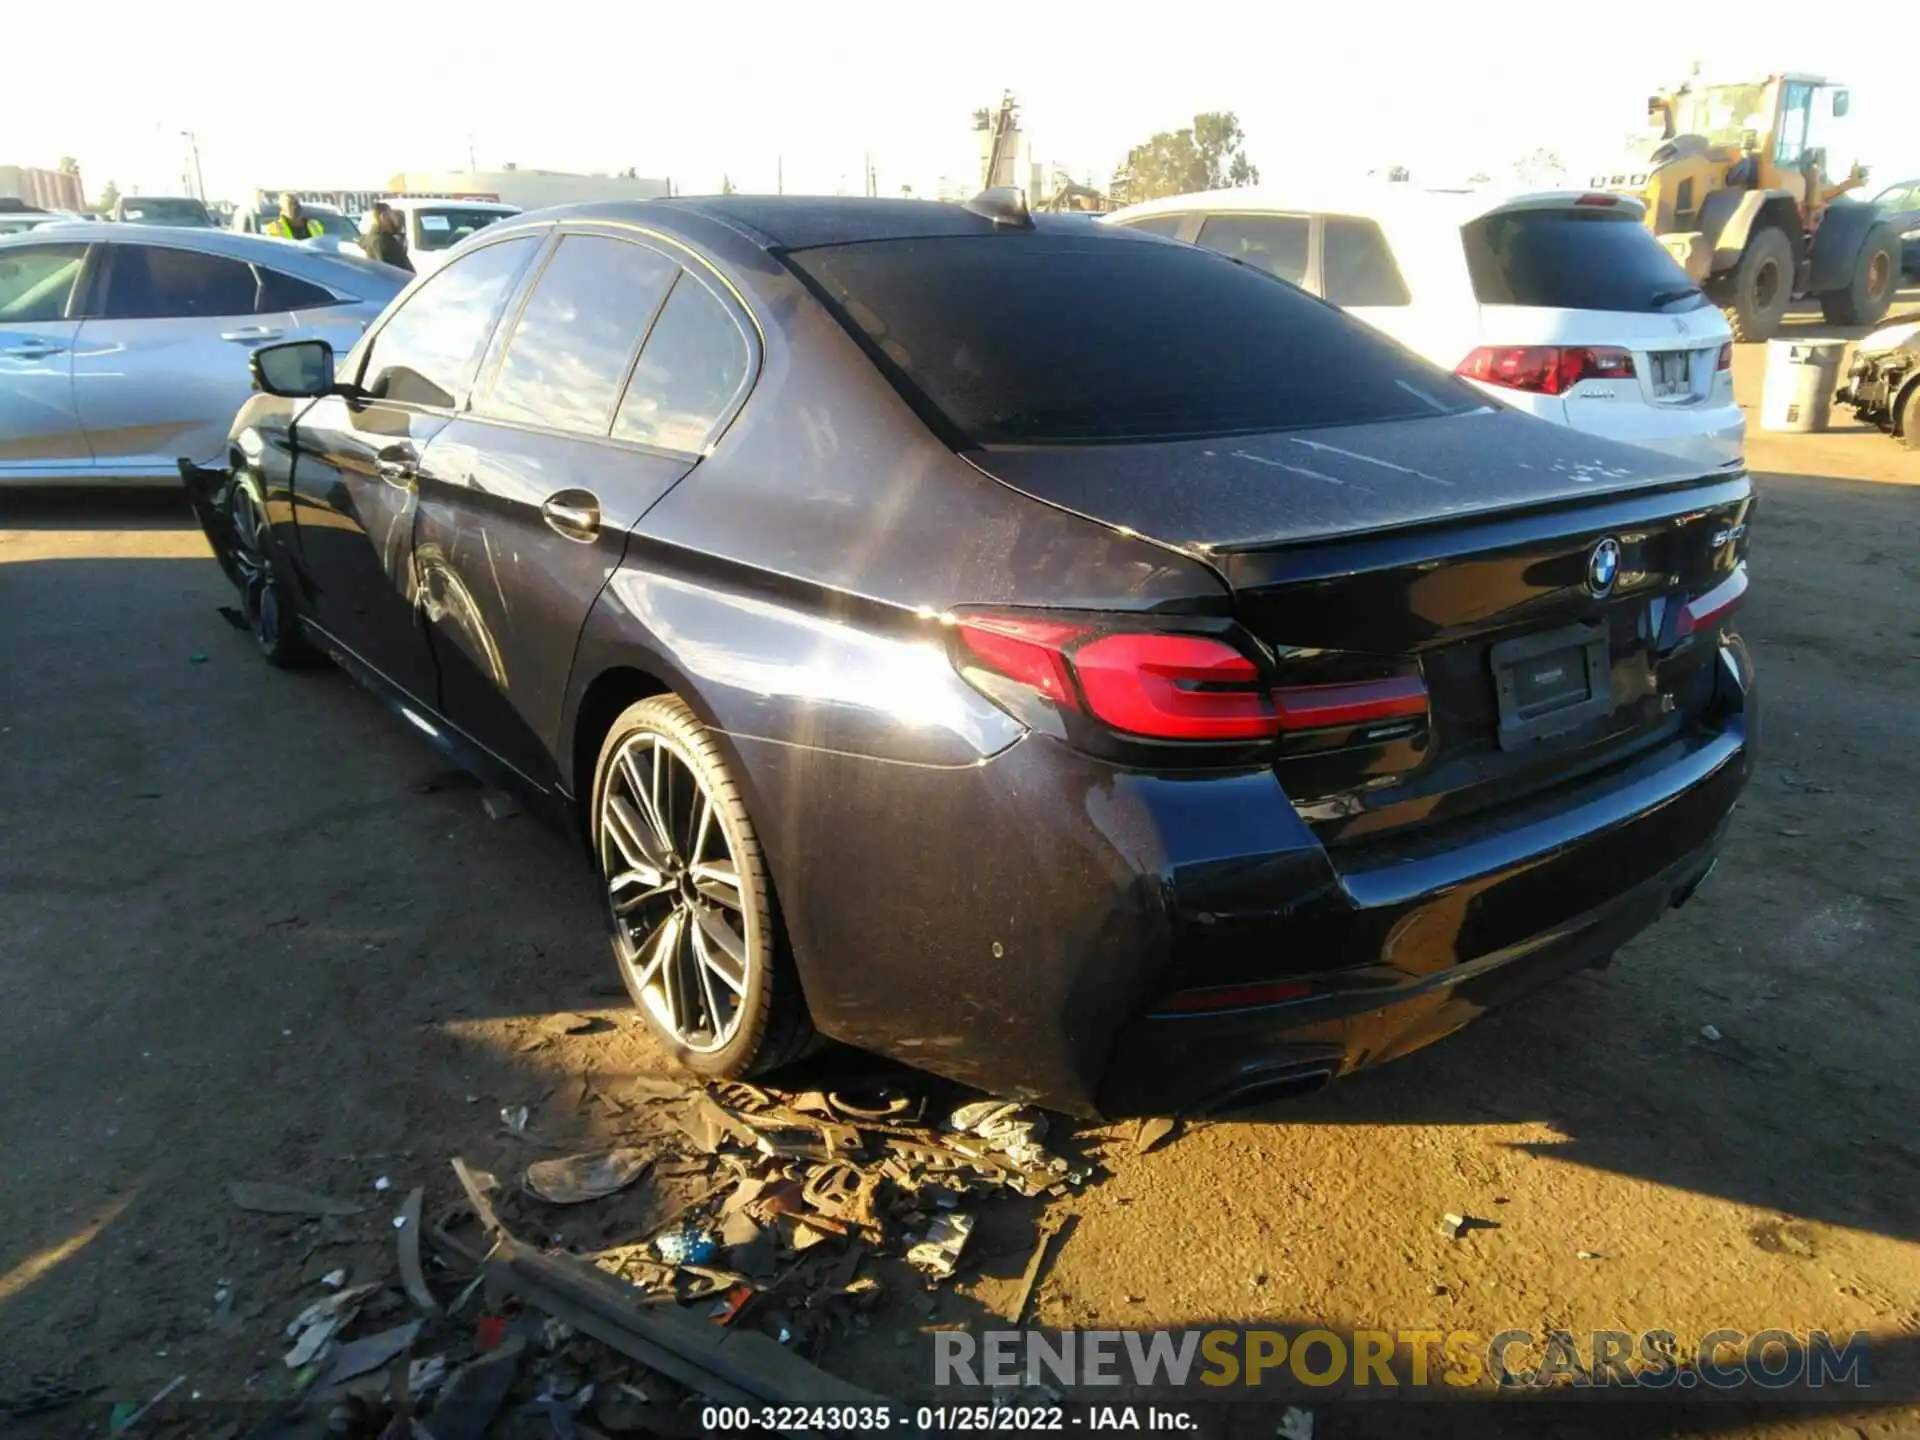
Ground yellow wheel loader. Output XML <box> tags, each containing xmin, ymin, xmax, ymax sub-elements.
<box><xmin>1592</xmin><ymin>75</ymin><xmax>1906</xmax><ymax>341</ymax></box>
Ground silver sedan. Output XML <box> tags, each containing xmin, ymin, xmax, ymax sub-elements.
<box><xmin>0</xmin><ymin>224</ymin><xmax>409</xmax><ymax>486</ymax></box>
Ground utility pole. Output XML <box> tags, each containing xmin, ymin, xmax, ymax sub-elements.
<box><xmin>467</xmin><ymin>134</ymin><xmax>478</xmax><ymax>172</ymax></box>
<box><xmin>777</xmin><ymin>156</ymin><xmax>783</xmax><ymax>195</ymax></box>
<box><xmin>180</xmin><ymin>131</ymin><xmax>206</xmax><ymax>203</ymax></box>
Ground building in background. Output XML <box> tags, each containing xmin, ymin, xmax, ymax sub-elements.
<box><xmin>0</xmin><ymin>165</ymin><xmax>85</xmax><ymax>210</ymax></box>
<box><xmin>387</xmin><ymin>167</ymin><xmax>669</xmax><ymax>211</ymax></box>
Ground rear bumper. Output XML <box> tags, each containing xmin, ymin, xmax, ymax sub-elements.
<box><xmin>741</xmin><ymin>633</ymin><xmax>1756</xmax><ymax>1118</ymax></box>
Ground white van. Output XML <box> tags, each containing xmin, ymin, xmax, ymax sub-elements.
<box><xmin>363</xmin><ymin>197</ymin><xmax>521</xmax><ymax>276</ymax></box>
<box><xmin>1105</xmin><ymin>187</ymin><xmax>1744</xmax><ymax>470</ymax></box>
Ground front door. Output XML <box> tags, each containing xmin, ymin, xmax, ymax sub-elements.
<box><xmin>286</xmin><ymin>233</ymin><xmax>542</xmax><ymax>710</ymax></box>
<box><xmin>0</xmin><ymin>242</ymin><xmax>91</xmax><ymax>478</ymax></box>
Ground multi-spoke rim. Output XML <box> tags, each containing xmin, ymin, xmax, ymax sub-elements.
<box><xmin>229</xmin><ymin>482</ymin><xmax>279</xmax><ymax>648</ymax></box>
<box><xmin>599</xmin><ymin>732</ymin><xmax>752</xmax><ymax>1053</ymax></box>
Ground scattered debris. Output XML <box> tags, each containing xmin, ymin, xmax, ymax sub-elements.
<box><xmin>228</xmin><ymin>1181</ymin><xmax>365</xmax><ymax>1217</ymax></box>
<box><xmin>499</xmin><ymin>1105</ymin><xmax>531</xmax><ymax>1136</ymax></box>
<box><xmin>420</xmin><ymin>1336</ymin><xmax>525</xmax><ymax>1440</ymax></box>
<box><xmin>1438</xmin><ymin>1213</ymin><xmax>1470</xmax><ymax>1241</ymax></box>
<box><xmin>480</xmin><ymin>791</ymin><xmax>521</xmax><ymax>821</ymax></box>
<box><xmin>524</xmin><ymin>1148</ymin><xmax>652</xmax><ymax>1205</ymax></box>
<box><xmin>283</xmin><ymin>1284</ymin><xmax>379</xmax><ymax>1369</ymax></box>
<box><xmin>396</xmin><ymin>1187</ymin><xmax>442</xmax><ymax>1315</ymax></box>
<box><xmin>907</xmin><ymin>1213</ymin><xmax>975</xmax><ymax>1279</ymax></box>
<box><xmin>541</xmin><ymin>1011</ymin><xmax>598</xmax><ymax>1036</ymax></box>
<box><xmin>1134</xmin><ymin>1115</ymin><xmax>1178</xmax><ymax>1154</ymax></box>
<box><xmin>109</xmin><ymin>1373</ymin><xmax>185</xmax><ymax>1433</ymax></box>
<box><xmin>319</xmin><ymin>1269</ymin><xmax>347</xmax><ymax>1290</ymax></box>
<box><xmin>1278</xmin><ymin>1405</ymin><xmax>1314</xmax><ymax>1440</ymax></box>
<box><xmin>311</xmin><ymin>1320</ymin><xmax>422</xmax><ymax>1395</ymax></box>
<box><xmin>374</xmin><ymin>1176</ymin><xmax>392</xmax><ymax>1192</ymax></box>
<box><xmin>1576</xmin><ymin>1250</ymin><xmax>1603</xmax><ymax>1261</ymax></box>
<box><xmin>1009</xmin><ymin>1218</ymin><xmax>1066</xmax><ymax>1324</ymax></box>
<box><xmin>654</xmin><ymin>1221</ymin><xmax>718</xmax><ymax>1267</ymax></box>
<box><xmin>1700</xmin><ymin>1024</ymin><xmax>1724</xmax><ymax>1042</ymax></box>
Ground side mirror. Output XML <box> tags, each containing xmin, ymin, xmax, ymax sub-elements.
<box><xmin>1832</xmin><ymin>89</ymin><xmax>1850</xmax><ymax>118</ymax></box>
<box><xmin>251</xmin><ymin>339</ymin><xmax>336</xmax><ymax>398</ymax></box>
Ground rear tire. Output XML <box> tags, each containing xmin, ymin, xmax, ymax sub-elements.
<box><xmin>1819</xmin><ymin>225</ymin><xmax>1901</xmax><ymax>328</ymax></box>
<box><xmin>1722</xmin><ymin>227</ymin><xmax>1795</xmax><ymax>342</ymax></box>
<box><xmin>590</xmin><ymin>695</ymin><xmax>815</xmax><ymax>1079</ymax></box>
<box><xmin>1898</xmin><ymin>382</ymin><xmax>1920</xmax><ymax>451</ymax></box>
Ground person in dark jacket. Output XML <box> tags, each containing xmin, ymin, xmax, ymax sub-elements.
<box><xmin>359</xmin><ymin>203</ymin><xmax>413</xmax><ymax>272</ymax></box>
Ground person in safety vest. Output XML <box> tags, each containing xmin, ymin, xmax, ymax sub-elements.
<box><xmin>266</xmin><ymin>192</ymin><xmax>323</xmax><ymax>240</ymax></box>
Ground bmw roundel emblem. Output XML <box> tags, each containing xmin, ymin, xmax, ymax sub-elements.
<box><xmin>1587</xmin><ymin>537</ymin><xmax>1622</xmax><ymax>597</ymax></box>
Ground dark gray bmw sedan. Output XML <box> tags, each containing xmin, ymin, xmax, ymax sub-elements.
<box><xmin>186</xmin><ymin>193</ymin><xmax>1756</xmax><ymax>1116</ymax></box>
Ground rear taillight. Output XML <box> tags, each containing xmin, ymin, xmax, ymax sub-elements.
<box><xmin>1575</xmin><ymin>193</ymin><xmax>1620</xmax><ymax>207</ymax></box>
<box><xmin>1716</xmin><ymin>342</ymin><xmax>1732</xmax><ymax>372</ymax></box>
<box><xmin>1675</xmin><ymin>565</ymin><xmax>1748</xmax><ymax>640</ymax></box>
<box><xmin>1456</xmin><ymin>346</ymin><xmax>1636</xmax><ymax>396</ymax></box>
<box><xmin>951</xmin><ymin>611</ymin><xmax>1429</xmax><ymax>748</ymax></box>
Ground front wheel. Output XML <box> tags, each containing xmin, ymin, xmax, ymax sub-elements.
<box><xmin>1722</xmin><ymin>227</ymin><xmax>1795</xmax><ymax>342</ymax></box>
<box><xmin>590</xmin><ymin>695</ymin><xmax>814</xmax><ymax>1078</ymax></box>
<box><xmin>1820</xmin><ymin>225</ymin><xmax>1900</xmax><ymax>328</ymax></box>
<box><xmin>228</xmin><ymin>478</ymin><xmax>315</xmax><ymax>668</ymax></box>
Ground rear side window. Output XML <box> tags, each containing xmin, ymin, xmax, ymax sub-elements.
<box><xmin>0</xmin><ymin>243</ymin><xmax>87</xmax><ymax>323</ymax></box>
<box><xmin>1322</xmin><ymin>217</ymin><xmax>1411</xmax><ymax>307</ymax></box>
<box><xmin>361</xmin><ymin>236</ymin><xmax>538</xmax><ymax>409</ymax></box>
<box><xmin>484</xmin><ymin>234</ymin><xmax>677</xmax><ymax>435</ymax></box>
<box><xmin>612</xmin><ymin>274</ymin><xmax>752</xmax><ymax>453</ymax></box>
<box><xmin>1116</xmin><ymin>213</ymin><xmax>1186</xmax><ymax>238</ymax></box>
<box><xmin>254</xmin><ymin>266</ymin><xmax>338</xmax><ymax>311</ymax></box>
<box><xmin>788</xmin><ymin>233</ymin><xmax>1475</xmax><ymax>446</ymax></box>
<box><xmin>102</xmin><ymin>245</ymin><xmax>257</xmax><ymax>319</ymax></box>
<box><xmin>1462</xmin><ymin>209</ymin><xmax>1708</xmax><ymax>312</ymax></box>
<box><xmin>1195</xmin><ymin>214</ymin><xmax>1310</xmax><ymax>285</ymax></box>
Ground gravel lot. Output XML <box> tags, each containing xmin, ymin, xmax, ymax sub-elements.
<box><xmin>3</xmin><ymin>302</ymin><xmax>1917</xmax><ymax>1437</ymax></box>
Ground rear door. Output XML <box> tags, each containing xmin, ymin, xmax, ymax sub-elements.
<box><xmin>71</xmin><ymin>241</ymin><xmax>268</xmax><ymax>473</ymax></box>
<box><xmin>285</xmin><ymin>233</ymin><xmax>542</xmax><ymax>709</ymax></box>
<box><xmin>417</xmin><ymin>228</ymin><xmax>753</xmax><ymax>785</ymax></box>
<box><xmin>0</xmin><ymin>241</ymin><xmax>90</xmax><ymax>478</ymax></box>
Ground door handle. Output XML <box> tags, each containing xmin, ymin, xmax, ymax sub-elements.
<box><xmin>541</xmin><ymin>492</ymin><xmax>601</xmax><ymax>541</ymax></box>
<box><xmin>0</xmin><ymin>341</ymin><xmax>64</xmax><ymax>359</ymax></box>
<box><xmin>221</xmin><ymin>327</ymin><xmax>285</xmax><ymax>345</ymax></box>
<box><xmin>374</xmin><ymin>445</ymin><xmax>417</xmax><ymax>488</ymax></box>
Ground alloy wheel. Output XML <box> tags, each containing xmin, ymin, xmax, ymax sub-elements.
<box><xmin>599</xmin><ymin>732</ymin><xmax>752</xmax><ymax>1053</ymax></box>
<box><xmin>228</xmin><ymin>482</ymin><xmax>281</xmax><ymax>650</ymax></box>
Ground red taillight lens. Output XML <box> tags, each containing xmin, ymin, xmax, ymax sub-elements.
<box><xmin>1072</xmin><ymin>632</ymin><xmax>1277</xmax><ymax>740</ymax></box>
<box><xmin>1575</xmin><ymin>193</ymin><xmax>1619</xmax><ymax>206</ymax></box>
<box><xmin>1457</xmin><ymin>346</ymin><xmax>1636</xmax><ymax>396</ymax></box>
<box><xmin>951</xmin><ymin>612</ymin><xmax>1430</xmax><ymax>746</ymax></box>
<box><xmin>1716</xmin><ymin>342</ymin><xmax>1732</xmax><ymax>372</ymax></box>
<box><xmin>954</xmin><ymin>614</ymin><xmax>1087</xmax><ymax>709</ymax></box>
<box><xmin>1675</xmin><ymin>565</ymin><xmax>1747</xmax><ymax>640</ymax></box>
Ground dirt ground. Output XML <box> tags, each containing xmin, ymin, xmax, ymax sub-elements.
<box><xmin>2</xmin><ymin>296</ymin><xmax>1917</xmax><ymax>1438</ymax></box>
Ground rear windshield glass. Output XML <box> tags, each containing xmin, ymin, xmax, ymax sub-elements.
<box><xmin>1461</xmin><ymin>209</ymin><xmax>1708</xmax><ymax>312</ymax></box>
<box><xmin>415</xmin><ymin>208</ymin><xmax>510</xmax><ymax>251</ymax></box>
<box><xmin>786</xmin><ymin>233</ymin><xmax>1476</xmax><ymax>444</ymax></box>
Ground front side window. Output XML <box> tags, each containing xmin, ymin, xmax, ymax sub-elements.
<box><xmin>1195</xmin><ymin>214</ymin><xmax>1310</xmax><ymax>286</ymax></box>
<box><xmin>0</xmin><ymin>243</ymin><xmax>87</xmax><ymax>323</ymax></box>
<box><xmin>484</xmin><ymin>234</ymin><xmax>677</xmax><ymax>435</ymax></box>
<box><xmin>1775</xmin><ymin>82</ymin><xmax>1814</xmax><ymax>167</ymax></box>
<box><xmin>360</xmin><ymin>236</ymin><xmax>539</xmax><ymax>409</ymax></box>
<box><xmin>612</xmin><ymin>274</ymin><xmax>752</xmax><ymax>453</ymax></box>
<box><xmin>101</xmin><ymin>245</ymin><xmax>258</xmax><ymax>319</ymax></box>
<box><xmin>1322</xmin><ymin>217</ymin><xmax>1411</xmax><ymax>307</ymax></box>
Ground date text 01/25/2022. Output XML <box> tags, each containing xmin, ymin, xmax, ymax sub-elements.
<box><xmin>699</xmin><ymin>1407</ymin><xmax>1199</xmax><ymax>1431</ymax></box>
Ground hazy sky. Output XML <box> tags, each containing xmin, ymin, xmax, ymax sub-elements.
<box><xmin>12</xmin><ymin>0</ymin><xmax>1915</xmax><ymax>203</ymax></box>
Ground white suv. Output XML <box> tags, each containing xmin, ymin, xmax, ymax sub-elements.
<box><xmin>361</xmin><ymin>197</ymin><xmax>521</xmax><ymax>277</ymax></box>
<box><xmin>1106</xmin><ymin>187</ymin><xmax>1744</xmax><ymax>470</ymax></box>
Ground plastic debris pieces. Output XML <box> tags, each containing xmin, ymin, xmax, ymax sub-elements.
<box><xmin>421</xmin><ymin>1336</ymin><xmax>525</xmax><ymax>1440</ymax></box>
<box><xmin>396</xmin><ymin>1187</ymin><xmax>441</xmax><ymax>1315</ymax></box>
<box><xmin>480</xmin><ymin>791</ymin><xmax>521</xmax><ymax>821</ymax></box>
<box><xmin>109</xmin><ymin>1374</ymin><xmax>185</xmax><ymax>1433</ymax></box>
<box><xmin>653</xmin><ymin>1220</ymin><xmax>718</xmax><ymax>1267</ymax></box>
<box><xmin>373</xmin><ymin>1176</ymin><xmax>392</xmax><ymax>1192</ymax></box>
<box><xmin>283</xmin><ymin>1284</ymin><xmax>379</xmax><ymax>1369</ymax></box>
<box><xmin>1134</xmin><ymin>1115</ymin><xmax>1178</xmax><ymax>1154</ymax></box>
<box><xmin>541</xmin><ymin>1011</ymin><xmax>597</xmax><ymax>1036</ymax></box>
<box><xmin>523</xmin><ymin>1148</ymin><xmax>652</xmax><ymax>1205</ymax></box>
<box><xmin>227</xmin><ymin>1181</ymin><xmax>364</xmax><ymax>1217</ymax></box>
<box><xmin>1278</xmin><ymin>1405</ymin><xmax>1315</xmax><ymax>1440</ymax></box>
<box><xmin>499</xmin><ymin>1104</ymin><xmax>531</xmax><ymax>1135</ymax></box>
<box><xmin>1701</xmin><ymin>1024</ymin><xmax>1724</xmax><ymax>1042</ymax></box>
<box><xmin>319</xmin><ymin>1268</ymin><xmax>347</xmax><ymax>1290</ymax></box>
<box><xmin>907</xmin><ymin>1213</ymin><xmax>975</xmax><ymax>1278</ymax></box>
<box><xmin>310</xmin><ymin>1320</ymin><xmax>421</xmax><ymax>1395</ymax></box>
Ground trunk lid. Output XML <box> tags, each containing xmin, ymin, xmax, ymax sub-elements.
<box><xmin>969</xmin><ymin>414</ymin><xmax>1750</xmax><ymax>847</ymax></box>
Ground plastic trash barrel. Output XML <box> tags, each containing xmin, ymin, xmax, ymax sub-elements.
<box><xmin>1759</xmin><ymin>339</ymin><xmax>1848</xmax><ymax>433</ymax></box>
